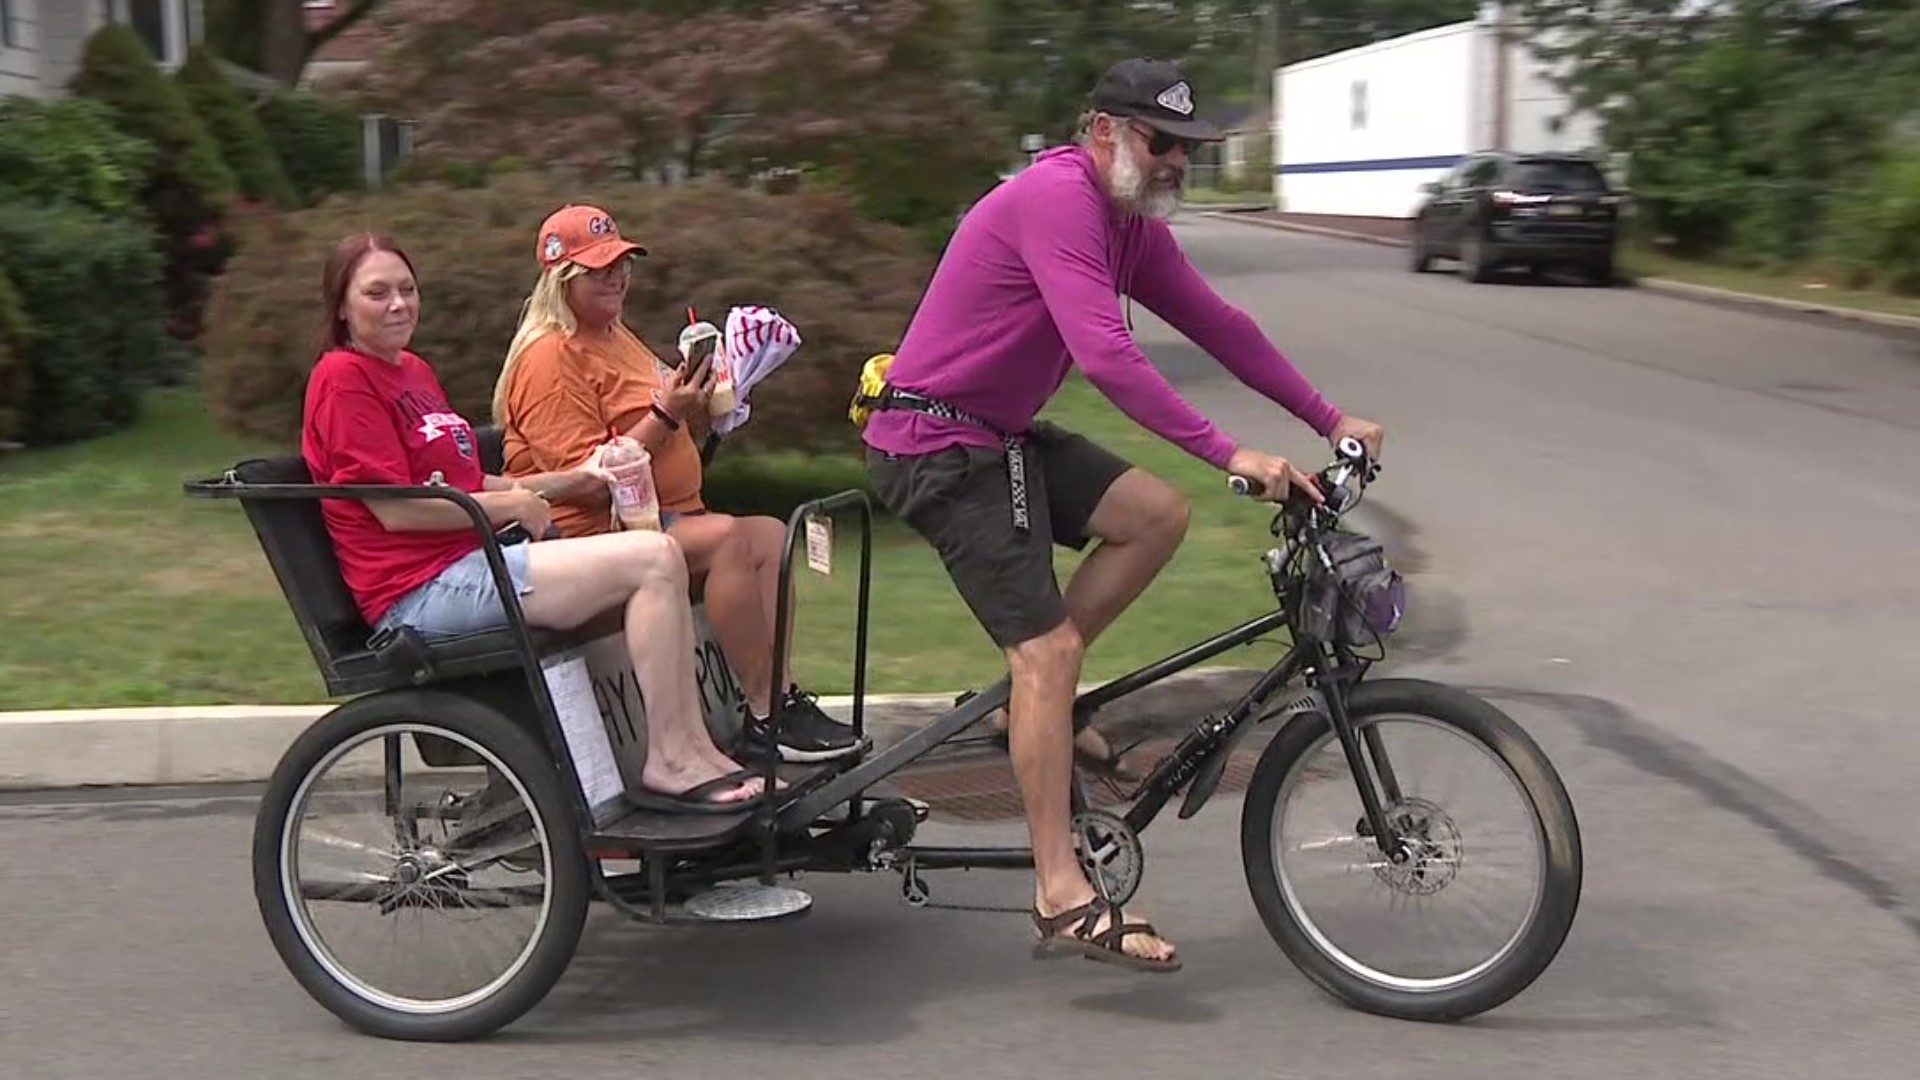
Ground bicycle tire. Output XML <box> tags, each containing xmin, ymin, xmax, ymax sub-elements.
<box><xmin>253</xmin><ymin>689</ymin><xmax>590</xmax><ymax>1042</ymax></box>
<box><xmin>1240</xmin><ymin>677</ymin><xmax>1582</xmax><ymax>1021</ymax></box>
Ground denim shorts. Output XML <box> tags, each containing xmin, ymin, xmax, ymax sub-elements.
<box><xmin>376</xmin><ymin>543</ymin><xmax>535</xmax><ymax>640</ymax></box>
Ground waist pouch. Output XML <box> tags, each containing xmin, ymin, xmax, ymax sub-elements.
<box><xmin>850</xmin><ymin>354</ymin><xmax>1032</xmax><ymax>533</ymax></box>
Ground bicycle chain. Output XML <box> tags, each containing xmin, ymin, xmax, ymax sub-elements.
<box><xmin>896</xmin><ymin>859</ymin><xmax>1030</xmax><ymax>914</ymax></box>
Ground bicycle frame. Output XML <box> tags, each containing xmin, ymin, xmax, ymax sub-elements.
<box><xmin>757</xmin><ymin>477</ymin><xmax>1415</xmax><ymax>884</ymax></box>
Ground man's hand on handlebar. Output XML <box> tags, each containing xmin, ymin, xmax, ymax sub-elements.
<box><xmin>1224</xmin><ymin>447</ymin><xmax>1323</xmax><ymax>505</ymax></box>
<box><xmin>1330</xmin><ymin>415</ymin><xmax>1384</xmax><ymax>462</ymax></box>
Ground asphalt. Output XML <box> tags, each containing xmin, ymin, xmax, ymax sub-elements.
<box><xmin>6</xmin><ymin>213</ymin><xmax>1919</xmax><ymax>1078</ymax></box>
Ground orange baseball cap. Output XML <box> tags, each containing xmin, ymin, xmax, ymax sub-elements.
<box><xmin>536</xmin><ymin>204</ymin><xmax>648</xmax><ymax>270</ymax></box>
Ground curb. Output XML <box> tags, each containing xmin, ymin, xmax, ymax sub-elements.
<box><xmin>1200</xmin><ymin>210</ymin><xmax>1920</xmax><ymax>335</ymax></box>
<box><xmin>0</xmin><ymin>666</ymin><xmax>1266</xmax><ymax>792</ymax></box>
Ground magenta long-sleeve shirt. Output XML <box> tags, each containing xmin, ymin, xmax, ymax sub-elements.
<box><xmin>862</xmin><ymin>145</ymin><xmax>1343</xmax><ymax>468</ymax></box>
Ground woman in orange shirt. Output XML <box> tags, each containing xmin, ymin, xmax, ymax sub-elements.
<box><xmin>491</xmin><ymin>205</ymin><xmax>864</xmax><ymax>767</ymax></box>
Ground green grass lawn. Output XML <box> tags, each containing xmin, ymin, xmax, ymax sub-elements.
<box><xmin>0</xmin><ymin>377</ymin><xmax>1289</xmax><ymax>710</ymax></box>
<box><xmin>1624</xmin><ymin>247</ymin><xmax>1920</xmax><ymax>321</ymax></box>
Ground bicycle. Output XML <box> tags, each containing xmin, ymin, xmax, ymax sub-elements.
<box><xmin>181</xmin><ymin>428</ymin><xmax>1582</xmax><ymax>1042</ymax></box>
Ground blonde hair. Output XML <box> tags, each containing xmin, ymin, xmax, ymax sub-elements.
<box><xmin>491</xmin><ymin>260</ymin><xmax>589</xmax><ymax>428</ymax></box>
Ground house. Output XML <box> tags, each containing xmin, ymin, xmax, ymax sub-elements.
<box><xmin>1205</xmin><ymin>103</ymin><xmax>1266</xmax><ymax>187</ymax></box>
<box><xmin>0</xmin><ymin>0</ymin><xmax>206</xmax><ymax>99</ymax></box>
<box><xmin>301</xmin><ymin>0</ymin><xmax>383</xmax><ymax>86</ymax></box>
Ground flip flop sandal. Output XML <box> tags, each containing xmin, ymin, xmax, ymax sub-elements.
<box><xmin>627</xmin><ymin>768</ymin><xmax>768</xmax><ymax>815</ymax></box>
<box><xmin>1030</xmin><ymin>897</ymin><xmax>1182</xmax><ymax>974</ymax></box>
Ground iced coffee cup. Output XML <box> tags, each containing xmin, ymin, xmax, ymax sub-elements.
<box><xmin>678</xmin><ymin>320</ymin><xmax>735</xmax><ymax>417</ymax></box>
<box><xmin>597</xmin><ymin>436</ymin><xmax>660</xmax><ymax>532</ymax></box>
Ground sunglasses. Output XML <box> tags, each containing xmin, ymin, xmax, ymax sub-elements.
<box><xmin>581</xmin><ymin>256</ymin><xmax>633</xmax><ymax>283</ymax></box>
<box><xmin>1128</xmin><ymin>120</ymin><xmax>1201</xmax><ymax>158</ymax></box>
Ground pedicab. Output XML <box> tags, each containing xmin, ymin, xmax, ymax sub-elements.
<box><xmin>182</xmin><ymin>399</ymin><xmax>1582</xmax><ymax>1042</ymax></box>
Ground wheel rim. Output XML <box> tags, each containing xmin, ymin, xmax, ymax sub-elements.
<box><xmin>278</xmin><ymin>722</ymin><xmax>557</xmax><ymax>1016</ymax></box>
<box><xmin>1268</xmin><ymin>713</ymin><xmax>1548</xmax><ymax>993</ymax></box>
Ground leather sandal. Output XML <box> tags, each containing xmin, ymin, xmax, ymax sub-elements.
<box><xmin>1030</xmin><ymin>896</ymin><xmax>1182</xmax><ymax>973</ymax></box>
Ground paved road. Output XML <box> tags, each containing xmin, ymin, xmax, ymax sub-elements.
<box><xmin>7</xmin><ymin>215</ymin><xmax>1919</xmax><ymax>1078</ymax></box>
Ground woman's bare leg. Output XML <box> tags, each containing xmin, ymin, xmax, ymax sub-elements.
<box><xmin>667</xmin><ymin>513</ymin><xmax>780</xmax><ymax>714</ymax></box>
<box><xmin>518</xmin><ymin>531</ymin><xmax>760</xmax><ymax>803</ymax></box>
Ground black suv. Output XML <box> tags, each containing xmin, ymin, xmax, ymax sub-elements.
<box><xmin>1408</xmin><ymin>151</ymin><xmax>1625</xmax><ymax>285</ymax></box>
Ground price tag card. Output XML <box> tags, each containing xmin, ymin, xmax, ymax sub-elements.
<box><xmin>804</xmin><ymin>513</ymin><xmax>832</xmax><ymax>576</ymax></box>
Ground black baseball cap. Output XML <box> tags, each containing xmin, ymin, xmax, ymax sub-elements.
<box><xmin>1088</xmin><ymin>58</ymin><xmax>1223</xmax><ymax>142</ymax></box>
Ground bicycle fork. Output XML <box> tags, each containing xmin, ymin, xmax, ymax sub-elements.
<box><xmin>1313</xmin><ymin>653</ymin><xmax>1411</xmax><ymax>864</ymax></box>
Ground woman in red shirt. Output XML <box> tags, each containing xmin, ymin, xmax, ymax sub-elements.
<box><xmin>301</xmin><ymin>231</ymin><xmax>767</xmax><ymax>813</ymax></box>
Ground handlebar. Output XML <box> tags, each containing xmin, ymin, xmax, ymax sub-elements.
<box><xmin>1226</xmin><ymin>435</ymin><xmax>1378</xmax><ymax>514</ymax></box>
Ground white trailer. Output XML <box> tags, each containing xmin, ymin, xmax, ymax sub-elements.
<box><xmin>1272</xmin><ymin>8</ymin><xmax>1602</xmax><ymax>220</ymax></box>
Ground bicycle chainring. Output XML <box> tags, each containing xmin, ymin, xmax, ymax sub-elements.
<box><xmin>1072</xmin><ymin>809</ymin><xmax>1144</xmax><ymax>907</ymax></box>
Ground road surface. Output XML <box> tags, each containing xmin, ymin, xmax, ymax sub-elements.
<box><xmin>6</xmin><ymin>216</ymin><xmax>1918</xmax><ymax>1078</ymax></box>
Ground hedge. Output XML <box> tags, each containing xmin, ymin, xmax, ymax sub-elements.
<box><xmin>174</xmin><ymin>45</ymin><xmax>301</xmax><ymax>211</ymax></box>
<box><xmin>0</xmin><ymin>96</ymin><xmax>155</xmax><ymax>220</ymax></box>
<box><xmin>201</xmin><ymin>171</ymin><xmax>936</xmax><ymax>456</ymax></box>
<box><xmin>0</xmin><ymin>198</ymin><xmax>171</xmax><ymax>447</ymax></box>
<box><xmin>256</xmin><ymin>89</ymin><xmax>364</xmax><ymax>207</ymax></box>
<box><xmin>68</xmin><ymin>24</ymin><xmax>237</xmax><ymax>346</ymax></box>
<box><xmin>0</xmin><ymin>262</ymin><xmax>29</xmax><ymax>446</ymax></box>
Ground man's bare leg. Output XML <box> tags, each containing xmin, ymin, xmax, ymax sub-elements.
<box><xmin>1008</xmin><ymin>616</ymin><xmax>1178</xmax><ymax>964</ymax></box>
<box><xmin>986</xmin><ymin>469</ymin><xmax>1192</xmax><ymax>758</ymax></box>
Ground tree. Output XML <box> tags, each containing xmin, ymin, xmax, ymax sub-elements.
<box><xmin>204</xmin><ymin>0</ymin><xmax>387</xmax><ymax>85</ymax></box>
<box><xmin>342</xmin><ymin>0</ymin><xmax>1011</xmax><ymax>243</ymax></box>
<box><xmin>962</xmin><ymin>1</ymin><xmax>1482</xmax><ymax>158</ymax></box>
<box><xmin>1510</xmin><ymin>0</ymin><xmax>1920</xmax><ymax>263</ymax></box>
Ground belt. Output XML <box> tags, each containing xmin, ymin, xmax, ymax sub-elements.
<box><xmin>872</xmin><ymin>387</ymin><xmax>1032</xmax><ymax>534</ymax></box>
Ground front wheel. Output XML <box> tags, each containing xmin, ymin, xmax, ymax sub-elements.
<box><xmin>1241</xmin><ymin>678</ymin><xmax>1581</xmax><ymax>1021</ymax></box>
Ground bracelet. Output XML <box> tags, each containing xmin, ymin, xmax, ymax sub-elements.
<box><xmin>650</xmin><ymin>402</ymin><xmax>681</xmax><ymax>430</ymax></box>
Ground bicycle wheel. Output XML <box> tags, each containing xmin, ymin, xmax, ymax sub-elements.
<box><xmin>253</xmin><ymin>689</ymin><xmax>591</xmax><ymax>1041</ymax></box>
<box><xmin>1240</xmin><ymin>677</ymin><xmax>1581</xmax><ymax>1021</ymax></box>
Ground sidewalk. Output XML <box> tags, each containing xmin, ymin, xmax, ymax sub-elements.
<box><xmin>0</xmin><ymin>666</ymin><xmax>1265</xmax><ymax>791</ymax></box>
<box><xmin>1204</xmin><ymin>208</ymin><xmax>1920</xmax><ymax>335</ymax></box>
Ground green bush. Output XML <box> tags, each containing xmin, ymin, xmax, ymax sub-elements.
<box><xmin>0</xmin><ymin>96</ymin><xmax>155</xmax><ymax>220</ymax></box>
<box><xmin>256</xmin><ymin>89</ymin><xmax>364</xmax><ymax>207</ymax></box>
<box><xmin>201</xmin><ymin>171</ymin><xmax>936</xmax><ymax>457</ymax></box>
<box><xmin>174</xmin><ymin>45</ymin><xmax>301</xmax><ymax>210</ymax></box>
<box><xmin>1825</xmin><ymin>144</ymin><xmax>1920</xmax><ymax>295</ymax></box>
<box><xmin>0</xmin><ymin>198</ymin><xmax>171</xmax><ymax>447</ymax></box>
<box><xmin>0</xmin><ymin>262</ymin><xmax>30</xmax><ymax>447</ymax></box>
<box><xmin>68</xmin><ymin>24</ymin><xmax>238</xmax><ymax>347</ymax></box>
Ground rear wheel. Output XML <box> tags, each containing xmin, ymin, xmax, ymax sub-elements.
<box><xmin>253</xmin><ymin>689</ymin><xmax>590</xmax><ymax>1042</ymax></box>
<box><xmin>1588</xmin><ymin>250</ymin><xmax>1617</xmax><ymax>286</ymax></box>
<box><xmin>1459</xmin><ymin>235</ymin><xmax>1495</xmax><ymax>282</ymax></box>
<box><xmin>1408</xmin><ymin>220</ymin><xmax>1434</xmax><ymax>272</ymax></box>
<box><xmin>1241</xmin><ymin>678</ymin><xmax>1581</xmax><ymax>1022</ymax></box>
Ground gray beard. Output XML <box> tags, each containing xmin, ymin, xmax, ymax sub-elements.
<box><xmin>1108</xmin><ymin>143</ymin><xmax>1184</xmax><ymax>220</ymax></box>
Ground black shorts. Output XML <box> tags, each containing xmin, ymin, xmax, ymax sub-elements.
<box><xmin>866</xmin><ymin>421</ymin><xmax>1133</xmax><ymax>648</ymax></box>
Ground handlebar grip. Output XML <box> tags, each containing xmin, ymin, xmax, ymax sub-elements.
<box><xmin>1226</xmin><ymin>475</ymin><xmax>1260</xmax><ymax>498</ymax></box>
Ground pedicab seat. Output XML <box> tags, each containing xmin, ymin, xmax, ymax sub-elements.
<box><xmin>209</xmin><ymin>449</ymin><xmax>568</xmax><ymax>701</ymax></box>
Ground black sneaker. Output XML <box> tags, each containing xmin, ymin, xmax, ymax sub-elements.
<box><xmin>740</xmin><ymin>685</ymin><xmax>869</xmax><ymax>763</ymax></box>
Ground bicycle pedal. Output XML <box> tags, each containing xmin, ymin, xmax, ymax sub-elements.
<box><xmin>1178</xmin><ymin>752</ymin><xmax>1231</xmax><ymax>820</ymax></box>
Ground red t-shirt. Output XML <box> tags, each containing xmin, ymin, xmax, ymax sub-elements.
<box><xmin>301</xmin><ymin>346</ymin><xmax>488</xmax><ymax>627</ymax></box>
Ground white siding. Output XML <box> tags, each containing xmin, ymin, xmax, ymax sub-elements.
<box><xmin>1275</xmin><ymin>21</ymin><xmax>1481</xmax><ymax>217</ymax></box>
<box><xmin>0</xmin><ymin>0</ymin><xmax>42</xmax><ymax>99</ymax></box>
<box><xmin>36</xmin><ymin>0</ymin><xmax>96</xmax><ymax>92</ymax></box>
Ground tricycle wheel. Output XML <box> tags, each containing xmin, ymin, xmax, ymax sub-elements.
<box><xmin>253</xmin><ymin>689</ymin><xmax>590</xmax><ymax>1041</ymax></box>
<box><xmin>1240</xmin><ymin>678</ymin><xmax>1582</xmax><ymax>1021</ymax></box>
